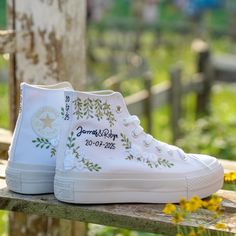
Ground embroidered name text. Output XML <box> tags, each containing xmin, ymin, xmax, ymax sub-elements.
<box><xmin>76</xmin><ymin>126</ymin><xmax>118</xmax><ymax>141</ymax></box>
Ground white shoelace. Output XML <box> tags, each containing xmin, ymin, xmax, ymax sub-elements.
<box><xmin>123</xmin><ymin>115</ymin><xmax>186</xmax><ymax>160</ymax></box>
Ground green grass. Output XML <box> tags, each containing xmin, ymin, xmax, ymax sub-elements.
<box><xmin>0</xmin><ymin>211</ymin><xmax>8</xmax><ymax>236</ymax></box>
<box><xmin>0</xmin><ymin>81</ymin><xmax>9</xmax><ymax>129</ymax></box>
<box><xmin>0</xmin><ymin>4</ymin><xmax>235</xmax><ymax>233</ymax></box>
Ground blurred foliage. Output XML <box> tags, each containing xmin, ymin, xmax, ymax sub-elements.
<box><xmin>0</xmin><ymin>0</ymin><xmax>6</xmax><ymax>29</ymax></box>
<box><xmin>177</xmin><ymin>116</ymin><xmax>236</xmax><ymax>161</ymax></box>
<box><xmin>0</xmin><ymin>211</ymin><xmax>8</xmax><ymax>236</ymax></box>
<box><xmin>88</xmin><ymin>224</ymin><xmax>161</xmax><ymax>236</ymax></box>
<box><xmin>0</xmin><ymin>0</ymin><xmax>236</xmax><ymax>235</ymax></box>
<box><xmin>0</xmin><ymin>82</ymin><xmax>9</xmax><ymax>129</ymax></box>
<box><xmin>176</xmin><ymin>85</ymin><xmax>236</xmax><ymax>161</ymax></box>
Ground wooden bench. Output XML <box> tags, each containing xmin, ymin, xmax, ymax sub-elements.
<box><xmin>0</xmin><ymin>159</ymin><xmax>235</xmax><ymax>236</ymax></box>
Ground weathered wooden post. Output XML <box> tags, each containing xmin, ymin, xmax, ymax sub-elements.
<box><xmin>5</xmin><ymin>0</ymin><xmax>86</xmax><ymax>235</ymax></box>
<box><xmin>193</xmin><ymin>40</ymin><xmax>213</xmax><ymax>117</ymax></box>
<box><xmin>8</xmin><ymin>0</ymin><xmax>86</xmax><ymax>130</ymax></box>
<box><xmin>169</xmin><ymin>63</ymin><xmax>182</xmax><ymax>143</ymax></box>
<box><xmin>144</xmin><ymin>71</ymin><xmax>152</xmax><ymax>134</ymax></box>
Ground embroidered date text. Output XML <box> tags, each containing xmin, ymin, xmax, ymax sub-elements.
<box><xmin>85</xmin><ymin>139</ymin><xmax>116</xmax><ymax>149</ymax></box>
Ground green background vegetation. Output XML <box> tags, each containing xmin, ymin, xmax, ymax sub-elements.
<box><xmin>0</xmin><ymin>1</ymin><xmax>236</xmax><ymax>235</ymax></box>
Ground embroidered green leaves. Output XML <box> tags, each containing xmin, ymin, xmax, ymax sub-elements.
<box><xmin>120</xmin><ymin>133</ymin><xmax>174</xmax><ymax>168</ymax></box>
<box><xmin>32</xmin><ymin>137</ymin><xmax>57</xmax><ymax>157</ymax></box>
<box><xmin>84</xmin><ymin>98</ymin><xmax>94</xmax><ymax>119</ymax></box>
<box><xmin>72</xmin><ymin>97</ymin><xmax>116</xmax><ymax>127</ymax></box>
<box><xmin>66</xmin><ymin>131</ymin><xmax>101</xmax><ymax>172</ymax></box>
<box><xmin>94</xmin><ymin>98</ymin><xmax>103</xmax><ymax>121</ymax></box>
<box><xmin>73</xmin><ymin>97</ymin><xmax>83</xmax><ymax>119</ymax></box>
<box><xmin>120</xmin><ymin>133</ymin><xmax>131</xmax><ymax>149</ymax></box>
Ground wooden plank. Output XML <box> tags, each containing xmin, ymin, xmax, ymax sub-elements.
<box><xmin>212</xmin><ymin>55</ymin><xmax>236</xmax><ymax>83</ymax></box>
<box><xmin>0</xmin><ymin>161</ymin><xmax>235</xmax><ymax>234</ymax></box>
<box><xmin>219</xmin><ymin>159</ymin><xmax>236</xmax><ymax>173</ymax></box>
<box><xmin>0</xmin><ymin>160</ymin><xmax>7</xmax><ymax>179</ymax></box>
<box><xmin>0</xmin><ymin>128</ymin><xmax>12</xmax><ymax>160</ymax></box>
<box><xmin>0</xmin><ymin>30</ymin><xmax>15</xmax><ymax>54</ymax></box>
<box><xmin>212</xmin><ymin>55</ymin><xmax>236</xmax><ymax>73</ymax></box>
<box><xmin>0</xmin><ymin>178</ymin><xmax>235</xmax><ymax>236</ymax></box>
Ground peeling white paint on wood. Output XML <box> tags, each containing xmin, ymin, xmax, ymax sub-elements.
<box><xmin>0</xmin><ymin>30</ymin><xmax>15</xmax><ymax>54</ymax></box>
<box><xmin>9</xmin><ymin>0</ymin><xmax>86</xmax><ymax>86</ymax></box>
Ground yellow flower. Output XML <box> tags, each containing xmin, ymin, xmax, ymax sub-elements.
<box><xmin>224</xmin><ymin>172</ymin><xmax>236</xmax><ymax>183</ymax></box>
<box><xmin>180</xmin><ymin>196</ymin><xmax>203</xmax><ymax>212</ymax></box>
<box><xmin>204</xmin><ymin>195</ymin><xmax>222</xmax><ymax>212</ymax></box>
<box><xmin>176</xmin><ymin>233</ymin><xmax>183</xmax><ymax>236</ymax></box>
<box><xmin>188</xmin><ymin>230</ymin><xmax>197</xmax><ymax>236</ymax></box>
<box><xmin>179</xmin><ymin>198</ymin><xmax>189</xmax><ymax>211</ymax></box>
<box><xmin>188</xmin><ymin>196</ymin><xmax>203</xmax><ymax>212</ymax></box>
<box><xmin>163</xmin><ymin>203</ymin><xmax>177</xmax><ymax>215</ymax></box>
<box><xmin>215</xmin><ymin>222</ymin><xmax>228</xmax><ymax>229</ymax></box>
<box><xmin>172</xmin><ymin>212</ymin><xmax>184</xmax><ymax>224</ymax></box>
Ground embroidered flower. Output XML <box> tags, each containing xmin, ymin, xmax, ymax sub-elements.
<box><xmin>64</xmin><ymin>155</ymin><xmax>85</xmax><ymax>171</ymax></box>
<box><xmin>147</xmin><ymin>153</ymin><xmax>158</xmax><ymax>163</ymax></box>
<box><xmin>128</xmin><ymin>144</ymin><xmax>142</xmax><ymax>158</ymax></box>
<box><xmin>65</xmin><ymin>149</ymin><xmax>74</xmax><ymax>157</ymax></box>
<box><xmin>50</xmin><ymin>138</ymin><xmax>59</xmax><ymax>147</ymax></box>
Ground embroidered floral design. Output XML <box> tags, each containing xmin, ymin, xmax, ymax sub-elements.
<box><xmin>61</xmin><ymin>107</ymin><xmax>65</xmax><ymax>118</ymax></box>
<box><xmin>103</xmin><ymin>102</ymin><xmax>116</xmax><ymax>127</ymax></box>
<box><xmin>84</xmin><ymin>98</ymin><xmax>94</xmax><ymax>119</ymax></box>
<box><xmin>65</xmin><ymin>131</ymin><xmax>102</xmax><ymax>172</ymax></box>
<box><xmin>120</xmin><ymin>133</ymin><xmax>174</xmax><ymax>168</ymax></box>
<box><xmin>94</xmin><ymin>98</ymin><xmax>104</xmax><ymax>121</ymax></box>
<box><xmin>32</xmin><ymin>137</ymin><xmax>58</xmax><ymax>157</ymax></box>
<box><xmin>120</xmin><ymin>133</ymin><xmax>131</xmax><ymax>149</ymax></box>
<box><xmin>72</xmin><ymin>98</ymin><xmax>116</xmax><ymax>127</ymax></box>
<box><xmin>73</xmin><ymin>97</ymin><xmax>83</xmax><ymax>119</ymax></box>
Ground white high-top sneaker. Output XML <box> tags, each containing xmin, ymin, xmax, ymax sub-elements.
<box><xmin>54</xmin><ymin>90</ymin><xmax>224</xmax><ymax>203</ymax></box>
<box><xmin>6</xmin><ymin>82</ymin><xmax>73</xmax><ymax>194</ymax></box>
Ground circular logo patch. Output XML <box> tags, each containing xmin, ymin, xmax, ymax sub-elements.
<box><xmin>31</xmin><ymin>106</ymin><xmax>60</xmax><ymax>139</ymax></box>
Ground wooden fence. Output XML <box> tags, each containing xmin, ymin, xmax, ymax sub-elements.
<box><xmin>0</xmin><ymin>3</ymin><xmax>236</xmax><ymax>235</ymax></box>
<box><xmin>122</xmin><ymin>48</ymin><xmax>236</xmax><ymax>142</ymax></box>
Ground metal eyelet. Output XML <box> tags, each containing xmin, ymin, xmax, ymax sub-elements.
<box><xmin>123</xmin><ymin>118</ymin><xmax>128</xmax><ymax>127</ymax></box>
<box><xmin>143</xmin><ymin>141</ymin><xmax>150</xmax><ymax>147</ymax></box>
<box><xmin>116</xmin><ymin>105</ymin><xmax>122</xmax><ymax>113</ymax></box>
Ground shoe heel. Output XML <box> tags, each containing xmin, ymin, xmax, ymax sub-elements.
<box><xmin>5</xmin><ymin>163</ymin><xmax>55</xmax><ymax>194</ymax></box>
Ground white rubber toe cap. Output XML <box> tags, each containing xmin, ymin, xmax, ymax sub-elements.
<box><xmin>188</xmin><ymin>153</ymin><xmax>221</xmax><ymax>170</ymax></box>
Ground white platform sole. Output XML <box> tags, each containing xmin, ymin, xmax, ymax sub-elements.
<box><xmin>54</xmin><ymin>163</ymin><xmax>224</xmax><ymax>204</ymax></box>
<box><xmin>5</xmin><ymin>162</ymin><xmax>55</xmax><ymax>194</ymax></box>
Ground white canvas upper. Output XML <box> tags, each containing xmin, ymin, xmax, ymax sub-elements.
<box><xmin>6</xmin><ymin>82</ymin><xmax>73</xmax><ymax>194</ymax></box>
<box><xmin>54</xmin><ymin>90</ymin><xmax>224</xmax><ymax>203</ymax></box>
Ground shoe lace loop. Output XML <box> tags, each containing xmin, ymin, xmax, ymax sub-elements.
<box><xmin>123</xmin><ymin>115</ymin><xmax>186</xmax><ymax>160</ymax></box>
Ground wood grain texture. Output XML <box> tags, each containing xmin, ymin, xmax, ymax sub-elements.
<box><xmin>8</xmin><ymin>0</ymin><xmax>86</xmax><ymax>86</ymax></box>
<box><xmin>0</xmin><ymin>179</ymin><xmax>235</xmax><ymax>235</ymax></box>
<box><xmin>169</xmin><ymin>64</ymin><xmax>182</xmax><ymax>142</ymax></box>
<box><xmin>7</xmin><ymin>0</ymin><xmax>86</xmax><ymax>129</ymax></box>
<box><xmin>0</xmin><ymin>30</ymin><xmax>15</xmax><ymax>54</ymax></box>
<box><xmin>0</xmin><ymin>159</ymin><xmax>235</xmax><ymax>236</ymax></box>
<box><xmin>0</xmin><ymin>129</ymin><xmax>12</xmax><ymax>160</ymax></box>
<box><xmin>6</xmin><ymin>0</ymin><xmax>87</xmax><ymax>234</ymax></box>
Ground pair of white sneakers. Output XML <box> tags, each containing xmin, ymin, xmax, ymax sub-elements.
<box><xmin>6</xmin><ymin>82</ymin><xmax>224</xmax><ymax>204</ymax></box>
